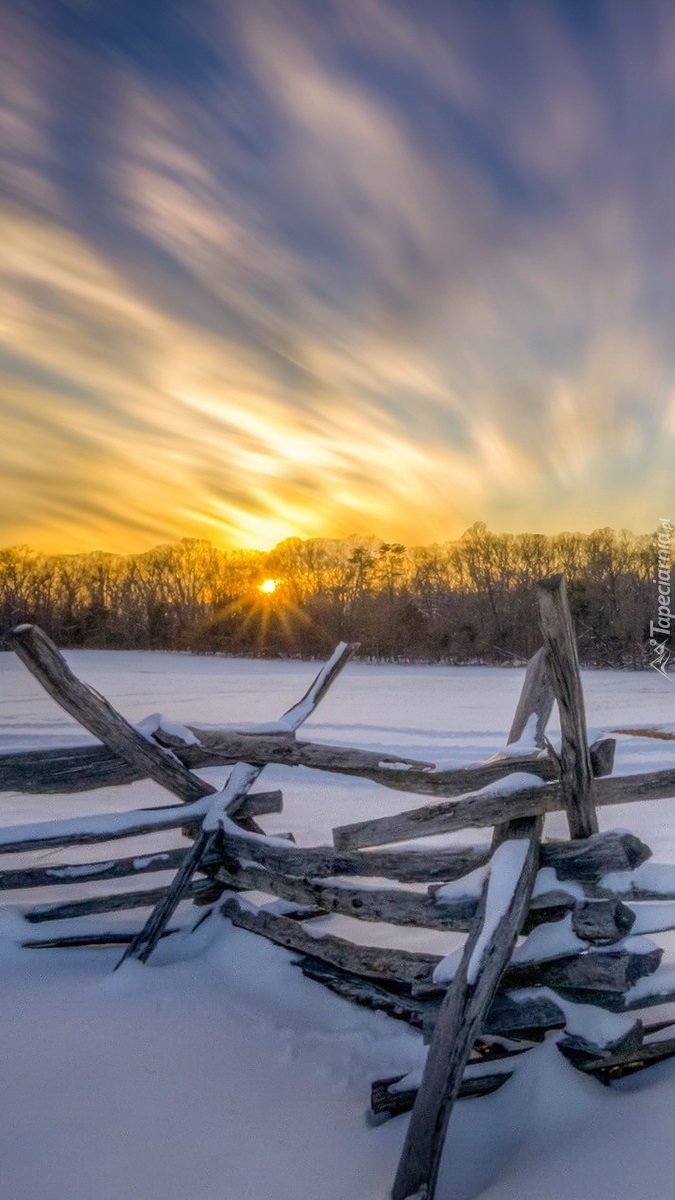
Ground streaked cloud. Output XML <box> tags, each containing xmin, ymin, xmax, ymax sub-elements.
<box><xmin>1</xmin><ymin>0</ymin><xmax>674</xmax><ymax>552</ymax></box>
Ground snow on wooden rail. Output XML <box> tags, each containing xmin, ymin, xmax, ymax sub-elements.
<box><xmin>6</xmin><ymin>584</ymin><xmax>675</xmax><ymax>1200</ymax></box>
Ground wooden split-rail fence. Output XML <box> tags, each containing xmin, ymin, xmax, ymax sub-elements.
<box><xmin>4</xmin><ymin>575</ymin><xmax>675</xmax><ymax>1199</ymax></box>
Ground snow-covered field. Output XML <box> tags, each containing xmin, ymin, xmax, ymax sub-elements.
<box><xmin>1</xmin><ymin>650</ymin><xmax>675</xmax><ymax>1200</ymax></box>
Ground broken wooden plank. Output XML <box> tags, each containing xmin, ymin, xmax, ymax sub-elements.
<box><xmin>392</xmin><ymin>816</ymin><xmax>541</xmax><ymax>1200</ymax></box>
<box><xmin>611</xmin><ymin>963</ymin><xmax>675</xmax><ymax>1015</ymax></box>
<box><xmin>536</xmin><ymin>575</ymin><xmax>598</xmax><ymax>838</ymax></box>
<box><xmin>574</xmin><ymin>1035</ymin><xmax>675</xmax><ymax>1083</ymax></box>
<box><xmin>482</xmin><ymin>991</ymin><xmax>566</xmax><ymax>1040</ymax></box>
<box><xmin>556</xmin><ymin>1020</ymin><xmax>643</xmax><ymax>1069</ymax></box>
<box><xmin>589</xmin><ymin>737</ymin><xmax>616</xmax><ymax>778</ymax></box>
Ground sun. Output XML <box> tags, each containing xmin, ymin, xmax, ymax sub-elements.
<box><xmin>258</xmin><ymin>578</ymin><xmax>279</xmax><ymax>594</ymax></box>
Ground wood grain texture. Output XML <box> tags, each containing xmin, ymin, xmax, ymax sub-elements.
<box><xmin>116</xmin><ymin>762</ymin><xmax>260</xmax><ymax>967</ymax></box>
<box><xmin>392</xmin><ymin>817</ymin><xmax>541</xmax><ymax>1200</ymax></box>
<box><xmin>0</xmin><ymin>848</ymin><xmax>187</xmax><ymax>892</ymax></box>
<box><xmin>24</xmin><ymin>877</ymin><xmax>213</xmax><ymax>923</ymax></box>
<box><xmin>504</xmin><ymin>945</ymin><xmax>662</xmax><ymax>992</ymax></box>
<box><xmin>570</xmin><ymin>899</ymin><xmax>636</xmax><ymax>945</ymax></box>
<box><xmin>115</xmin><ymin>642</ymin><xmax>359</xmax><ymax>966</ymax></box>
<box><xmin>331</xmin><ymin>766</ymin><xmax>670</xmax><ymax>850</ymax></box>
<box><xmin>506</xmin><ymin>646</ymin><xmax>554</xmax><ymax>748</ymax></box>
<box><xmin>371</xmin><ymin>1069</ymin><xmax>513</xmax><ymax>1119</ymax></box>
<box><xmin>574</xmin><ymin>1036</ymin><xmax>675</xmax><ymax>1083</ymax></box>
<box><xmin>536</xmin><ymin>575</ymin><xmax>598</xmax><ymax>837</ymax></box>
<box><xmin>215</xmin><ymin>858</ymin><xmax>479</xmax><ymax>929</ymax></box>
<box><xmin>9</xmin><ymin>624</ymin><xmax>216</xmax><ymax>805</ymax></box>
<box><xmin>294</xmin><ymin>955</ymin><xmax>573</xmax><ymax>1043</ymax></box>
<box><xmin>221</xmin><ymin>897</ymin><xmax>441</xmax><ymax>984</ymax></box>
<box><xmin>212</xmin><ymin>828</ymin><xmax>492</xmax><ymax>883</ymax></box>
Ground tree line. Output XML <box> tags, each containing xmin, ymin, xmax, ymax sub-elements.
<box><xmin>0</xmin><ymin>524</ymin><xmax>668</xmax><ymax>667</ymax></box>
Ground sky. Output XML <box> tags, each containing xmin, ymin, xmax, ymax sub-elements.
<box><xmin>2</xmin><ymin>0</ymin><xmax>675</xmax><ymax>553</ymax></box>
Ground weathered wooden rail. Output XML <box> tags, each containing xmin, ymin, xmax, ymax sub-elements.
<box><xmin>3</xmin><ymin>574</ymin><xmax>675</xmax><ymax>1200</ymax></box>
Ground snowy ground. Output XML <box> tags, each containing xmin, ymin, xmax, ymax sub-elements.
<box><xmin>1</xmin><ymin>651</ymin><xmax>675</xmax><ymax>1200</ymax></box>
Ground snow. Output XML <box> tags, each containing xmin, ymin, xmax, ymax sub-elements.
<box><xmin>630</xmin><ymin>901</ymin><xmax>675</xmax><ymax>935</ymax></box>
<box><xmin>3</xmin><ymin>651</ymin><xmax>675</xmax><ymax>1199</ymax></box>
<box><xmin>192</xmin><ymin>718</ymin><xmax>295</xmax><ymax>734</ymax></box>
<box><xmin>508</xmin><ymin>986</ymin><xmax>638</xmax><ymax>1047</ymax></box>
<box><xmin>433</xmin><ymin>865</ymin><xmax>489</xmax><ymax>902</ymax></box>
<box><xmin>512</xmin><ymin>920</ymin><xmax>659</xmax><ymax>965</ymax></box>
<box><xmin>531</xmin><ymin>867</ymin><xmax>585</xmax><ymax>899</ymax></box>
<box><xmin>601</xmin><ymin>861</ymin><xmax>675</xmax><ymax>896</ymax></box>
<box><xmin>136</xmin><ymin>712</ymin><xmax>200</xmax><ymax>745</ymax></box>
<box><xmin>48</xmin><ymin>860</ymin><xmax>116</xmax><ymax>878</ymax></box>
<box><xmin>466</xmin><ymin>840</ymin><xmax>530</xmax><ymax>984</ymax></box>
<box><xmin>490</xmin><ymin>714</ymin><xmax>544</xmax><ymax>759</ymax></box>
<box><xmin>470</xmin><ymin>772</ymin><xmax>547</xmax><ymax>798</ymax></box>
<box><xmin>0</xmin><ymin>794</ymin><xmax>212</xmax><ymax>848</ymax></box>
<box><xmin>512</xmin><ymin>914</ymin><xmax>586</xmax><ymax>963</ymax></box>
<box><xmin>201</xmin><ymin>762</ymin><xmax>260</xmax><ymax>832</ymax></box>
<box><xmin>279</xmin><ymin>641</ymin><xmax>351</xmax><ymax>730</ymax></box>
<box><xmin>432</xmin><ymin>841</ymin><xmax>531</xmax><ymax>985</ymax></box>
<box><xmin>378</xmin><ymin>759</ymin><xmax>419</xmax><ymax>770</ymax></box>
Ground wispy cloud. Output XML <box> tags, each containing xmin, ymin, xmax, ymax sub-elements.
<box><xmin>1</xmin><ymin>0</ymin><xmax>674</xmax><ymax>551</ymax></box>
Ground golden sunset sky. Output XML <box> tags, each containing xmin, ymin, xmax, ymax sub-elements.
<box><xmin>2</xmin><ymin>0</ymin><xmax>675</xmax><ymax>553</ymax></box>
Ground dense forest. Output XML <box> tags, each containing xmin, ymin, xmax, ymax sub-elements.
<box><xmin>0</xmin><ymin>524</ymin><xmax>669</xmax><ymax>667</ymax></box>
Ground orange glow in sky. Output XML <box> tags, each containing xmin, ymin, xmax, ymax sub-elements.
<box><xmin>1</xmin><ymin>2</ymin><xmax>674</xmax><ymax>553</ymax></box>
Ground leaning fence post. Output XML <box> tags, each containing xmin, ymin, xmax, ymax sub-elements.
<box><xmin>536</xmin><ymin>574</ymin><xmax>598</xmax><ymax>839</ymax></box>
<box><xmin>391</xmin><ymin>815</ymin><xmax>542</xmax><ymax>1200</ymax></box>
<box><xmin>506</xmin><ymin>646</ymin><xmax>554</xmax><ymax>749</ymax></box>
<box><xmin>489</xmin><ymin>647</ymin><xmax>554</xmax><ymax>857</ymax></box>
<box><xmin>9</xmin><ymin>624</ymin><xmax>216</xmax><ymax>806</ymax></box>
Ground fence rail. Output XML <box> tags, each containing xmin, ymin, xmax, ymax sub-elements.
<box><xmin>3</xmin><ymin>579</ymin><xmax>675</xmax><ymax>1200</ymax></box>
